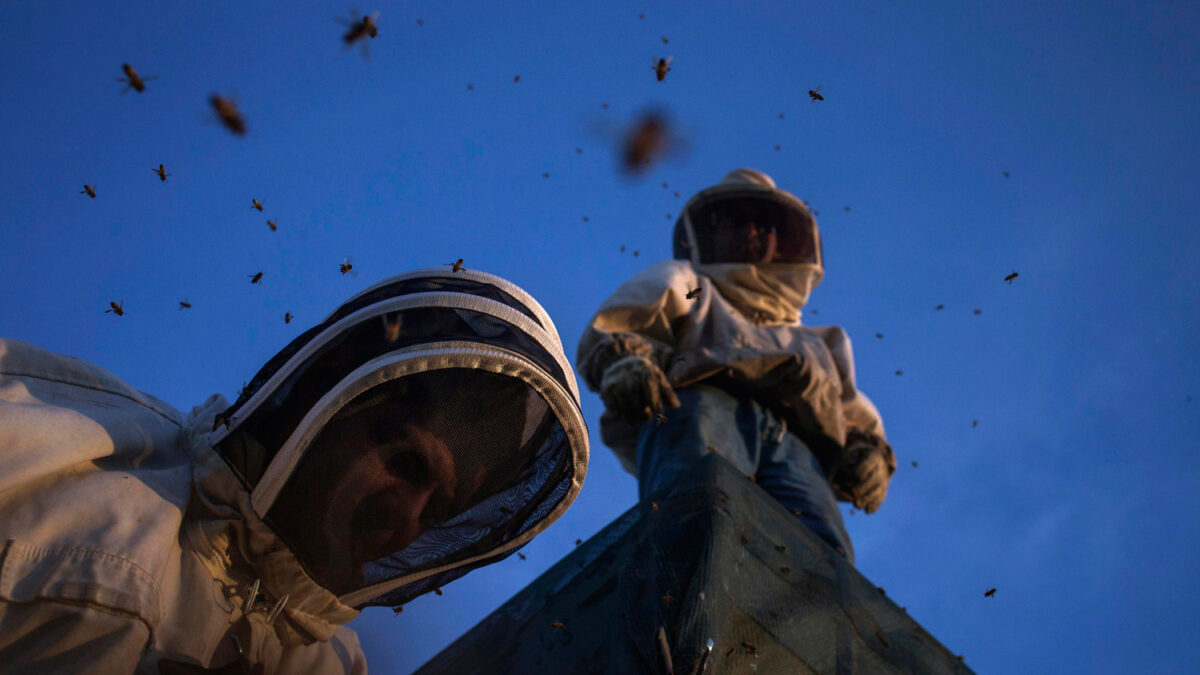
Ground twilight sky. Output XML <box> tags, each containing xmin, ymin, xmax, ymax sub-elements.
<box><xmin>1</xmin><ymin>1</ymin><xmax>1198</xmax><ymax>672</ymax></box>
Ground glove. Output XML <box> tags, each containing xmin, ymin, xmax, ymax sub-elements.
<box><xmin>599</xmin><ymin>354</ymin><xmax>681</xmax><ymax>421</ymax></box>
<box><xmin>830</xmin><ymin>428</ymin><xmax>896</xmax><ymax>514</ymax></box>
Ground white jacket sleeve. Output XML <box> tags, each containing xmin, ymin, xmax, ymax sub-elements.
<box><xmin>0</xmin><ymin>598</ymin><xmax>149</xmax><ymax>675</ymax></box>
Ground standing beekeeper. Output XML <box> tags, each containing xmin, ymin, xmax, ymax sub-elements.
<box><xmin>577</xmin><ymin>168</ymin><xmax>894</xmax><ymax>564</ymax></box>
<box><xmin>0</xmin><ymin>267</ymin><xmax>588</xmax><ymax>674</ymax></box>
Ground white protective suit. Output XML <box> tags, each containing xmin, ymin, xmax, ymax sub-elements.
<box><xmin>577</xmin><ymin>169</ymin><xmax>887</xmax><ymax>477</ymax></box>
<box><xmin>0</xmin><ymin>267</ymin><xmax>588</xmax><ymax>674</ymax></box>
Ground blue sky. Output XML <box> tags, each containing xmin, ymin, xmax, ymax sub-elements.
<box><xmin>2</xmin><ymin>0</ymin><xmax>1198</xmax><ymax>672</ymax></box>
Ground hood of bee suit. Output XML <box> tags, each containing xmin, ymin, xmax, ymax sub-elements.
<box><xmin>206</xmin><ymin>267</ymin><xmax>588</xmax><ymax>610</ymax></box>
<box><xmin>672</xmin><ymin>168</ymin><xmax>824</xmax><ymax>324</ymax></box>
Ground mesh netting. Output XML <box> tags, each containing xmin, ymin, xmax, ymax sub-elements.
<box><xmin>264</xmin><ymin>369</ymin><xmax>574</xmax><ymax>602</ymax></box>
<box><xmin>674</xmin><ymin>192</ymin><xmax>819</xmax><ymax>265</ymax></box>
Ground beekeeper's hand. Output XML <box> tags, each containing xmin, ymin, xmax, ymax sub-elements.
<box><xmin>831</xmin><ymin>429</ymin><xmax>896</xmax><ymax>514</ymax></box>
<box><xmin>599</xmin><ymin>355</ymin><xmax>681</xmax><ymax>421</ymax></box>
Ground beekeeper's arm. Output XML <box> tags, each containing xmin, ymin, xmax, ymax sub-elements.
<box><xmin>818</xmin><ymin>326</ymin><xmax>896</xmax><ymax>514</ymax></box>
<box><xmin>577</xmin><ymin>261</ymin><xmax>697</xmax><ymax>420</ymax></box>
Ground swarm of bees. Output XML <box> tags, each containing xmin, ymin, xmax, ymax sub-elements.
<box><xmin>153</xmin><ymin>164</ymin><xmax>169</xmax><ymax>182</ymax></box>
<box><xmin>81</xmin><ymin>184</ymin><xmax>96</xmax><ymax>199</ymax></box>
<box><xmin>653</xmin><ymin>57</ymin><xmax>672</xmax><ymax>82</ymax></box>
<box><xmin>105</xmin><ymin>301</ymin><xmax>125</xmax><ymax>316</ymax></box>
<box><xmin>117</xmin><ymin>63</ymin><xmax>154</xmax><ymax>94</ymax></box>
<box><xmin>808</xmin><ymin>85</ymin><xmax>824</xmax><ymax>102</ymax></box>
<box><xmin>210</xmin><ymin>95</ymin><xmax>246</xmax><ymax>136</ymax></box>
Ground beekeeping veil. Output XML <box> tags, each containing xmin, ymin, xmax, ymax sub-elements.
<box><xmin>673</xmin><ymin>168</ymin><xmax>824</xmax><ymax>324</ymax></box>
<box><xmin>208</xmin><ymin>267</ymin><xmax>587</xmax><ymax>609</ymax></box>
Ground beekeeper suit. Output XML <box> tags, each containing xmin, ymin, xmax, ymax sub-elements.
<box><xmin>578</xmin><ymin>168</ymin><xmax>893</xmax><ymax>563</ymax></box>
<box><xmin>0</xmin><ymin>267</ymin><xmax>588</xmax><ymax>674</ymax></box>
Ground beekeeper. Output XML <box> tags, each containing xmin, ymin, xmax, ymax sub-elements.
<box><xmin>578</xmin><ymin>168</ymin><xmax>894</xmax><ymax>564</ymax></box>
<box><xmin>0</xmin><ymin>267</ymin><xmax>588</xmax><ymax>674</ymax></box>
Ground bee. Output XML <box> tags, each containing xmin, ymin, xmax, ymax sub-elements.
<box><xmin>661</xmin><ymin>36</ymin><xmax>669</xmax><ymax>44</ymax></box>
<box><xmin>874</xmin><ymin>630</ymin><xmax>890</xmax><ymax>648</ymax></box>
<box><xmin>339</xmin><ymin>10</ymin><xmax>379</xmax><ymax>45</ymax></box>
<box><xmin>741</xmin><ymin>641</ymin><xmax>757</xmax><ymax>657</ymax></box>
<box><xmin>844</xmin><ymin>205</ymin><xmax>851</xmax><ymax>212</ymax></box>
<box><xmin>894</xmin><ymin>369</ymin><xmax>902</xmax><ymax>376</ymax></box>
<box><xmin>633</xmin><ymin>250</ymin><xmax>640</xmax><ymax>257</ymax></box>
<box><xmin>654</xmin><ymin>411</ymin><xmax>667</xmax><ymax>424</ymax></box>
<box><xmin>775</xmin><ymin>144</ymin><xmax>781</xmax><ymax>152</ymax></box>
<box><xmin>875</xmin><ymin>333</ymin><xmax>883</xmax><ymax>339</ymax></box>
<box><xmin>724</xmin><ymin>647</ymin><xmax>735</xmax><ymax>658</ymax></box>
<box><xmin>433</xmin><ymin>587</ymin><xmax>443</xmax><ymax>596</ymax></box>
<box><xmin>973</xmin><ymin>308</ymin><xmax>982</xmax><ymax>315</ymax></box>
<box><xmin>653</xmin><ymin>57</ymin><xmax>673</xmax><ymax>82</ymax></box>
<box><xmin>808</xmin><ymin>85</ymin><xmax>824</xmax><ymax>102</ymax></box>
<box><xmin>81</xmin><ymin>184</ymin><xmax>96</xmax><ymax>199</ymax></box>
<box><xmin>392</xmin><ymin>606</ymin><xmax>403</xmax><ymax>616</ymax></box>
<box><xmin>499</xmin><ymin>506</ymin><xmax>514</xmax><ymax>515</ymax></box>
<box><xmin>936</xmin><ymin>304</ymin><xmax>944</xmax><ymax>310</ymax></box>
<box><xmin>972</xmin><ymin>419</ymin><xmax>978</xmax><ymax>428</ymax></box>
<box><xmin>661</xmin><ymin>182</ymin><xmax>668</xmax><ymax>188</ymax></box>
<box><xmin>638</xmin><ymin>13</ymin><xmax>645</xmax><ymax>19</ymax></box>
<box><xmin>212</xmin><ymin>412</ymin><xmax>234</xmax><ymax>430</ymax></box>
<box><xmin>513</xmin><ymin>75</ymin><xmax>520</xmax><ymax>83</ymax></box>
<box><xmin>517</xmin><ymin>552</ymin><xmax>526</xmax><ymax>560</ymax></box>
<box><xmin>775</xmin><ymin>544</ymin><xmax>787</xmax><ymax>553</ymax></box>
<box><xmin>466</xmin><ymin>83</ymin><xmax>474</xmax><ymax>91</ymax></box>
<box><xmin>601</xmin><ymin>102</ymin><xmax>610</xmax><ymax>109</ymax></box>
<box><xmin>1003</xmin><ymin>171</ymin><xmax>1010</xmax><ymax>178</ymax></box>
<box><xmin>660</xmin><ymin>592</ymin><xmax>674</xmax><ymax>605</ymax></box>
<box><xmin>179</xmin><ymin>299</ymin><xmax>192</xmax><ymax>309</ymax></box>
<box><xmin>810</xmin><ymin>309</ymin><xmax>818</xmax><ymax>315</ymax></box>
<box><xmin>686</xmin><ymin>287</ymin><xmax>702</xmax><ymax>300</ymax></box>
<box><xmin>267</xmin><ymin>220</ymin><xmax>277</xmax><ymax>231</ymax></box>
<box><xmin>251</xmin><ymin>198</ymin><xmax>263</xmax><ymax>211</ymax></box>
<box><xmin>791</xmin><ymin>508</ymin><xmax>803</xmax><ymax>516</ymax></box>
<box><xmin>574</xmin><ymin>539</ymin><xmax>582</xmax><ymax>546</ymax></box>
<box><xmin>984</xmin><ymin>588</ymin><xmax>996</xmax><ymax>597</ymax></box>
<box><xmin>542</xmin><ymin>172</ymin><xmax>550</xmax><ymax>178</ymax></box>
<box><xmin>249</xmin><ymin>272</ymin><xmax>263</xmax><ymax>284</ymax></box>
<box><xmin>779</xmin><ymin>113</ymin><xmax>785</xmax><ymax>120</ymax></box>
<box><xmin>1005</xmin><ymin>270</ymin><xmax>1019</xmax><ymax>284</ymax></box>
<box><xmin>382</xmin><ymin>313</ymin><xmax>402</xmax><ymax>342</ymax></box>
<box><xmin>340</xmin><ymin>257</ymin><xmax>355</xmax><ymax>275</ymax></box>
<box><xmin>284</xmin><ymin>312</ymin><xmax>293</xmax><ymax>324</ymax></box>
<box><xmin>210</xmin><ymin>95</ymin><xmax>246</xmax><ymax>136</ymax></box>
<box><xmin>650</xmin><ymin>502</ymin><xmax>658</xmax><ymax>511</ymax></box>
<box><xmin>674</xmin><ymin>191</ymin><xmax>680</xmax><ymax>198</ymax></box>
<box><xmin>551</xmin><ymin>621</ymin><xmax>565</xmax><ymax>631</ymax></box>
<box><xmin>449</xmin><ymin>258</ymin><xmax>464</xmax><ymax>273</ymax></box>
<box><xmin>911</xmin><ymin>460</ymin><xmax>918</xmax><ymax>468</ymax></box>
<box><xmin>105</xmin><ymin>301</ymin><xmax>125</xmax><ymax>316</ymax></box>
<box><xmin>117</xmin><ymin>63</ymin><xmax>155</xmax><ymax>94</ymax></box>
<box><xmin>582</xmin><ymin>216</ymin><xmax>589</xmax><ymax>222</ymax></box>
<box><xmin>575</xmin><ymin>147</ymin><xmax>583</xmax><ymax>154</ymax></box>
<box><xmin>620</xmin><ymin>245</ymin><xmax>626</xmax><ymax>253</ymax></box>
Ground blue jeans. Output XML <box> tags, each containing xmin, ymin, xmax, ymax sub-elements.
<box><xmin>636</xmin><ymin>385</ymin><xmax>855</xmax><ymax>564</ymax></box>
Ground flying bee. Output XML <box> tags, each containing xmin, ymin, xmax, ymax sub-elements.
<box><xmin>574</xmin><ymin>539</ymin><xmax>582</xmax><ymax>546</ymax></box>
<box><xmin>81</xmin><ymin>184</ymin><xmax>96</xmax><ymax>198</ymax></box>
<box><xmin>117</xmin><ymin>63</ymin><xmax>156</xmax><ymax>94</ymax></box>
<box><xmin>620</xmin><ymin>245</ymin><xmax>626</xmax><ymax>253</ymax></box>
<box><xmin>382</xmin><ymin>313</ymin><xmax>401</xmax><ymax>342</ymax></box>
<box><xmin>433</xmin><ymin>588</ymin><xmax>443</xmax><ymax>596</ymax></box>
<box><xmin>105</xmin><ymin>301</ymin><xmax>125</xmax><ymax>316</ymax></box>
<box><xmin>661</xmin><ymin>36</ymin><xmax>669</xmax><ymax>44</ymax></box>
<box><xmin>1005</xmin><ymin>270</ymin><xmax>1019</xmax><ymax>284</ymax></box>
<box><xmin>601</xmin><ymin>102</ymin><xmax>610</xmax><ymax>109</ymax></box>
<box><xmin>517</xmin><ymin>552</ymin><xmax>526</xmax><ymax>560</ymax></box>
<box><xmin>653</xmin><ymin>57</ymin><xmax>672</xmax><ymax>82</ymax></box>
<box><xmin>514</xmin><ymin>75</ymin><xmax>520</xmax><ymax>83</ymax></box>
<box><xmin>1003</xmin><ymin>171</ymin><xmax>1010</xmax><ymax>178</ymax></box>
<box><xmin>551</xmin><ymin>621</ymin><xmax>565</xmax><ymax>631</ymax></box>
<box><xmin>284</xmin><ymin>312</ymin><xmax>293</xmax><ymax>324</ymax></box>
<box><xmin>251</xmin><ymin>198</ymin><xmax>263</xmax><ymax>211</ymax></box>
<box><xmin>466</xmin><ymin>83</ymin><xmax>474</xmax><ymax>91</ymax></box>
<box><xmin>338</xmin><ymin>9</ymin><xmax>379</xmax><ymax>54</ymax></box>
<box><xmin>582</xmin><ymin>216</ymin><xmax>589</xmax><ymax>222</ymax></box>
<box><xmin>895</xmin><ymin>369</ymin><xmax>902</xmax><ymax>375</ymax></box>
<box><xmin>340</xmin><ymin>257</ymin><xmax>355</xmax><ymax>275</ymax></box>
<box><xmin>742</xmin><ymin>641</ymin><xmax>757</xmax><ymax>657</ymax></box>
<box><xmin>775</xmin><ymin>144</ymin><xmax>781</xmax><ymax>152</ymax></box>
<box><xmin>633</xmin><ymin>250</ymin><xmax>640</xmax><ymax>257</ymax></box>
<box><xmin>210</xmin><ymin>95</ymin><xmax>246</xmax><ymax>135</ymax></box>
<box><xmin>911</xmin><ymin>460</ymin><xmax>918</xmax><ymax>468</ymax></box>
<box><xmin>650</xmin><ymin>501</ymin><xmax>658</xmax><ymax>511</ymax></box>
<box><xmin>654</xmin><ymin>411</ymin><xmax>667</xmax><ymax>424</ymax></box>
<box><xmin>449</xmin><ymin>258</ymin><xmax>464</xmax><ymax>273</ymax></box>
<box><xmin>267</xmin><ymin>220</ymin><xmax>277</xmax><ymax>231</ymax></box>
<box><xmin>972</xmin><ymin>419</ymin><xmax>978</xmax><ymax>428</ymax></box>
<box><xmin>875</xmin><ymin>333</ymin><xmax>883</xmax><ymax>339</ymax></box>
<box><xmin>984</xmin><ymin>588</ymin><xmax>996</xmax><ymax>597</ymax></box>
<box><xmin>179</xmin><ymin>299</ymin><xmax>192</xmax><ymax>309</ymax></box>
<box><xmin>936</xmin><ymin>304</ymin><xmax>944</xmax><ymax>310</ymax></box>
<box><xmin>973</xmin><ymin>308</ymin><xmax>981</xmax><ymax>315</ymax></box>
<box><xmin>152</xmin><ymin>164</ymin><xmax>169</xmax><ymax>182</ymax></box>
<box><xmin>249</xmin><ymin>272</ymin><xmax>263</xmax><ymax>284</ymax></box>
<box><xmin>392</xmin><ymin>606</ymin><xmax>403</xmax><ymax>616</ymax></box>
<box><xmin>808</xmin><ymin>85</ymin><xmax>823</xmax><ymax>102</ymax></box>
<box><xmin>686</xmin><ymin>287</ymin><xmax>701</xmax><ymax>300</ymax></box>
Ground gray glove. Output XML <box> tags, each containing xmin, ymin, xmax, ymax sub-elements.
<box><xmin>831</xmin><ymin>429</ymin><xmax>896</xmax><ymax>514</ymax></box>
<box><xmin>599</xmin><ymin>354</ymin><xmax>681</xmax><ymax>422</ymax></box>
